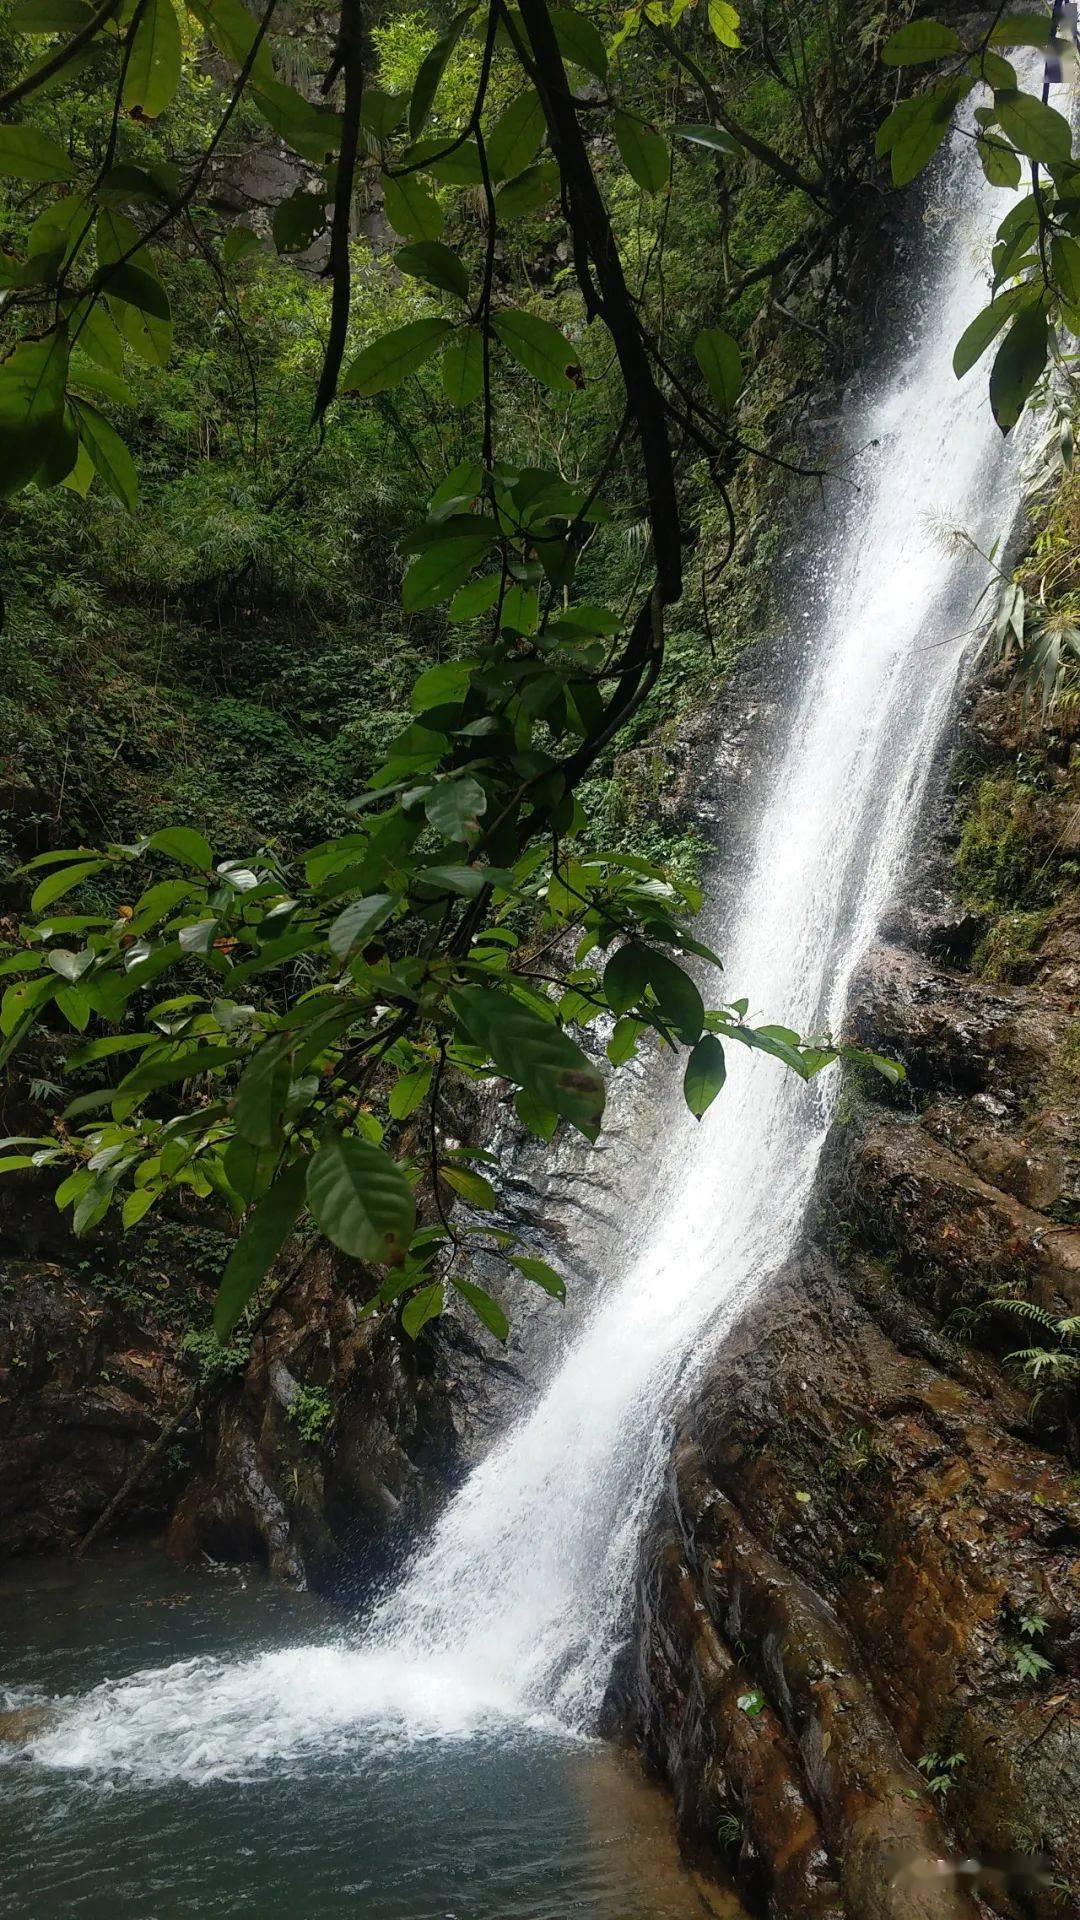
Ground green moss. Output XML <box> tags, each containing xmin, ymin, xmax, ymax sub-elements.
<box><xmin>974</xmin><ymin>907</ymin><xmax>1052</xmax><ymax>981</ymax></box>
<box><xmin>954</xmin><ymin>776</ymin><xmax>1057</xmax><ymax>913</ymax></box>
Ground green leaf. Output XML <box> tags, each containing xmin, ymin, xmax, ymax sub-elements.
<box><xmin>707</xmin><ymin>0</ymin><xmax>741</xmax><ymax>47</ymax></box>
<box><xmin>402</xmin><ymin>529</ymin><xmax>495</xmax><ymax>611</ymax></box>
<box><xmin>614</xmin><ymin>110</ymin><xmax>669</xmax><ymax>193</ymax></box>
<box><xmin>381</xmin><ymin>170</ymin><xmax>444</xmax><ymax>241</ymax></box>
<box><xmin>1053</xmin><ymin>234</ymin><xmax>1080</xmax><ymax>306</ymax></box>
<box><xmin>509</xmin><ymin>1252</ymin><xmax>565</xmax><ymax>1300</ymax></box>
<box><xmin>233</xmin><ymin>1037</ymin><xmax>292</xmax><ymax>1146</ymax></box>
<box><xmin>401</xmin><ymin>1278</ymin><xmax>443</xmax><ymax>1336</ymax></box>
<box><xmin>342</xmin><ymin>318</ymin><xmax>454</xmax><ymax>396</ymax></box>
<box><xmin>451</xmin><ymin>984</ymin><xmax>605</xmax><ymax>1137</ymax></box>
<box><xmin>327</xmin><ymin>891</ymin><xmax>396</xmax><ymax>957</ymax></box>
<box><xmin>514</xmin><ymin>1086</ymin><xmax>557</xmax><ymax>1138</ymax></box>
<box><xmin>96</xmin><ymin>210</ymin><xmax>172</xmax><ymax>366</ymax></box>
<box><xmin>987</xmin><ymin>13</ymin><xmax>1054</xmax><ymax>46</ymax></box>
<box><xmin>31</xmin><ymin>859</ymin><xmax>106</xmax><ymax>913</ymax></box>
<box><xmin>442</xmin><ymin>1163</ymin><xmax>496</xmax><ymax>1208</ymax></box>
<box><xmin>411</xmin><ymin>657</ymin><xmax>478</xmax><ymax>708</ymax></box>
<box><xmin>951</xmin><ymin>284</ymin><xmax>1030</xmax><ymax>378</ymax></box>
<box><xmin>694</xmin><ymin>326</ymin><xmax>742</xmax><ymax>414</ymax></box>
<box><xmin>493</xmin><ymin>309</ymin><xmax>580</xmax><ymax>392</ymax></box>
<box><xmin>0</xmin><ymin>124</ymin><xmax>73</xmax><ymax>182</ymax></box>
<box><xmin>388</xmin><ymin>1062</ymin><xmax>432</xmax><ymax>1119</ymax></box>
<box><xmin>272</xmin><ymin>189</ymin><xmax>326</xmax><ymax>254</ymax></box>
<box><xmin>69</xmin><ymin>397</ymin><xmax>137</xmax><ymax>511</ymax></box>
<box><xmin>646</xmin><ymin>951</ymin><xmax>704</xmax><ymax>1044</ymax></box>
<box><xmin>148</xmin><ymin>826</ymin><xmax>214</xmax><ymax>870</ymax></box>
<box><xmin>994</xmin><ymin>88</ymin><xmax>1073</xmax><ymax>166</ymax></box>
<box><xmin>977</xmin><ymin>133</ymin><xmax>1022</xmax><ymax>189</ymax></box>
<box><xmin>122</xmin><ymin>1187</ymin><xmax>158</xmax><ymax>1228</ymax></box>
<box><xmin>0</xmin><ymin>327</ymin><xmax>69</xmax><ymax>496</ymax></box>
<box><xmin>405</xmin><ymin>135</ymin><xmax>483</xmax><ymax>185</ymax></box>
<box><xmin>487</xmin><ymin>89</ymin><xmax>546</xmax><ymax>180</ymax></box>
<box><xmin>496</xmin><ymin>158</ymin><xmax>558</xmax><ymax>220</ymax></box>
<box><xmin>881</xmin><ymin>19</ymin><xmax>962</xmax><ymax>65</ymax></box>
<box><xmin>990</xmin><ymin>301</ymin><xmax>1048</xmax><ymax>432</ymax></box>
<box><xmin>672</xmin><ymin>123</ymin><xmax>742</xmax><ymax>157</ymax></box>
<box><xmin>410</xmin><ymin>9</ymin><xmax>471</xmax><ymax>139</ymax></box>
<box><xmin>442</xmin><ymin>325</ymin><xmax>483</xmax><ymax>407</ymax></box>
<box><xmin>425</xmin><ymin>774</ymin><xmax>487</xmax><ymax>843</ymax></box>
<box><xmin>189</xmin><ymin>0</ymin><xmax>275</xmax><ymax>80</ymax></box>
<box><xmin>549</xmin><ymin>5</ymin><xmax>607</xmax><ymax>80</ymax></box>
<box><xmin>250</xmin><ymin>79</ymin><xmax>341</xmax><ymax>162</ymax></box>
<box><xmin>452</xmin><ymin>1276</ymin><xmax>508</xmax><ymax>1340</ymax></box>
<box><xmin>123</xmin><ymin>0</ymin><xmax>181</xmax><ymax>118</ymax></box>
<box><xmin>306</xmin><ymin>1133</ymin><xmax>416</xmax><ymax>1264</ymax></box>
<box><xmin>876</xmin><ymin>83</ymin><xmax>965</xmax><ymax>187</ymax></box>
<box><xmin>683</xmin><ymin>1034</ymin><xmax>726</xmax><ymax>1117</ymax></box>
<box><xmin>11</xmin><ymin>0</ymin><xmax>94</xmax><ymax>28</ymax></box>
<box><xmin>360</xmin><ymin>87</ymin><xmax>406</xmax><ymax>141</ymax></box>
<box><xmin>396</xmin><ymin>239</ymin><xmax>469</xmax><ymax>301</ymax></box>
<box><xmin>604</xmin><ymin>943</ymin><xmax>650</xmax><ymax>1014</ymax></box>
<box><xmin>213</xmin><ymin>1158</ymin><xmax>308</xmax><ymax>1339</ymax></box>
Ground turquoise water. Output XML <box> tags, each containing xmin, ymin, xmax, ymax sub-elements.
<box><xmin>0</xmin><ymin>1549</ymin><xmax>725</xmax><ymax>1919</ymax></box>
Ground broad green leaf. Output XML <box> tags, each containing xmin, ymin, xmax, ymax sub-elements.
<box><xmin>603</xmin><ymin>943</ymin><xmax>649</xmax><ymax>1014</ymax></box>
<box><xmin>123</xmin><ymin>0</ymin><xmax>182</xmax><ymax>118</ymax></box>
<box><xmin>409</xmin><ymin>9</ymin><xmax>471</xmax><ymax>139</ymax></box>
<box><xmin>396</xmin><ymin>239</ymin><xmax>469</xmax><ymax>301</ymax></box>
<box><xmin>977</xmin><ymin>133</ymin><xmax>1021</xmax><ymax>189</ymax></box>
<box><xmin>876</xmin><ymin>82</ymin><xmax>966</xmax><ymax>186</ymax></box>
<box><xmin>148</xmin><ymin>826</ymin><xmax>214</xmax><ymax>870</ymax></box>
<box><xmin>987</xmin><ymin>13</ymin><xmax>1054</xmax><ymax>46</ymax></box>
<box><xmin>381</xmin><ymin>170</ymin><xmax>445</xmax><ymax>241</ymax></box>
<box><xmin>411</xmin><ymin>658</ymin><xmax>478</xmax><ymax>708</ymax></box>
<box><xmin>614</xmin><ymin>110</ymin><xmax>669</xmax><ymax>193</ymax></box>
<box><xmin>401</xmin><ymin>1278</ymin><xmax>443</xmax><ymax>1336</ymax></box>
<box><xmin>990</xmin><ymin>302</ymin><xmax>1048</xmax><ymax>431</ymax></box>
<box><xmin>449</xmin><ymin>571</ymin><xmax>499</xmax><ymax>619</ymax></box>
<box><xmin>493</xmin><ymin>309</ymin><xmax>580</xmax><ymax>392</ymax></box>
<box><xmin>952</xmin><ymin>284</ymin><xmax>1030</xmax><ymax>377</ymax></box>
<box><xmin>361</xmin><ymin>87</ymin><xmax>406</xmax><ymax>141</ymax></box>
<box><xmin>11</xmin><ymin>0</ymin><xmax>94</xmax><ymax>27</ymax></box>
<box><xmin>250</xmin><ymin>79</ymin><xmax>341</xmax><ymax>161</ymax></box>
<box><xmin>0</xmin><ymin>125</ymin><xmax>73</xmax><ymax>182</ymax></box>
<box><xmin>425</xmin><ymin>774</ymin><xmax>487</xmax><ymax>843</ymax></box>
<box><xmin>123</xmin><ymin>1187</ymin><xmax>158</xmax><ymax>1228</ymax></box>
<box><xmin>69</xmin><ymin>398</ymin><xmax>137</xmax><ymax>510</ymax></box>
<box><xmin>994</xmin><ymin>88</ymin><xmax>1072</xmax><ymax>166</ymax></box>
<box><xmin>1052</xmin><ymin>234</ymin><xmax>1080</xmax><ymax>306</ymax></box>
<box><xmin>514</xmin><ymin>1086</ymin><xmax>557</xmax><ymax>1138</ymax></box>
<box><xmin>496</xmin><ymin>159</ymin><xmax>558</xmax><ymax>220</ymax></box>
<box><xmin>0</xmin><ymin>327</ymin><xmax>69</xmax><ymax>496</ymax></box>
<box><xmin>342</xmin><ymin>318</ymin><xmax>453</xmax><ymax>396</ymax></box>
<box><xmin>451</xmin><ymin>985</ymin><xmax>605</xmax><ymax>1136</ymax></box>
<box><xmin>402</xmin><ymin>530</ymin><xmax>495</xmax><ymax>611</ymax></box>
<box><xmin>646</xmin><ymin>951</ymin><xmax>704</xmax><ymax>1044</ymax></box>
<box><xmin>487</xmin><ymin>89</ymin><xmax>546</xmax><ymax>181</ymax></box>
<box><xmin>31</xmin><ymin>859</ymin><xmax>105</xmax><ymax>913</ymax></box>
<box><xmin>672</xmin><ymin>123</ymin><xmax>743</xmax><ymax>157</ymax></box>
<box><xmin>452</xmin><ymin>1276</ymin><xmax>507</xmax><ymax>1339</ymax></box>
<box><xmin>442</xmin><ymin>326</ymin><xmax>484</xmax><ymax>407</ymax></box>
<box><xmin>707</xmin><ymin>0</ymin><xmax>741</xmax><ymax>47</ymax></box>
<box><xmin>306</xmin><ymin>1133</ymin><xmax>416</xmax><ymax>1263</ymax></box>
<box><xmin>113</xmin><ymin>1042</ymin><xmax>236</xmax><ymax>1101</ymax></box>
<box><xmin>92</xmin><ymin>260</ymin><xmax>171</xmax><ymax>320</ymax></box>
<box><xmin>509</xmin><ymin>1252</ymin><xmax>565</xmax><ymax>1299</ymax></box>
<box><xmin>683</xmin><ymin>1034</ymin><xmax>726</xmax><ymax>1117</ymax></box>
<box><xmin>272</xmin><ymin>189</ymin><xmax>326</xmax><ymax>254</ymax></box>
<box><xmin>388</xmin><ymin>1062</ymin><xmax>432</xmax><ymax>1119</ymax></box>
<box><xmin>213</xmin><ymin>1158</ymin><xmax>308</xmax><ymax>1338</ymax></box>
<box><xmin>881</xmin><ymin>19</ymin><xmax>962</xmax><ymax>65</ymax></box>
<box><xmin>96</xmin><ymin>210</ymin><xmax>172</xmax><ymax>366</ymax></box>
<box><xmin>233</xmin><ymin>1037</ymin><xmax>292</xmax><ymax>1146</ymax></box>
<box><xmin>186</xmin><ymin>0</ymin><xmax>275</xmax><ymax>79</ymax></box>
<box><xmin>694</xmin><ymin>327</ymin><xmax>742</xmax><ymax>414</ymax></box>
<box><xmin>549</xmin><ymin>5</ymin><xmax>607</xmax><ymax>79</ymax></box>
<box><xmin>405</xmin><ymin>135</ymin><xmax>483</xmax><ymax>185</ymax></box>
<box><xmin>328</xmin><ymin>891</ymin><xmax>396</xmax><ymax>957</ymax></box>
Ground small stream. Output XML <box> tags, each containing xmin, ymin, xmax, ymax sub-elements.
<box><xmin>0</xmin><ymin>1551</ymin><xmax>725</xmax><ymax>1919</ymax></box>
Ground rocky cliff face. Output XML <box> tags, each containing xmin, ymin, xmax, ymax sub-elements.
<box><xmin>617</xmin><ymin>668</ymin><xmax>1080</xmax><ymax>1916</ymax></box>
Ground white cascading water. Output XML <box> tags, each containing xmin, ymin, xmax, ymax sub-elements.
<box><xmin>23</xmin><ymin>109</ymin><xmax>1029</xmax><ymax>1782</ymax></box>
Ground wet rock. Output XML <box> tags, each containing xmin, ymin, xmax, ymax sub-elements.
<box><xmin>0</xmin><ymin>1704</ymin><xmax>54</xmax><ymax>1744</ymax></box>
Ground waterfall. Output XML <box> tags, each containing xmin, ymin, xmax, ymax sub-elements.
<box><xmin>23</xmin><ymin>115</ymin><xmax>1026</xmax><ymax>1784</ymax></box>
